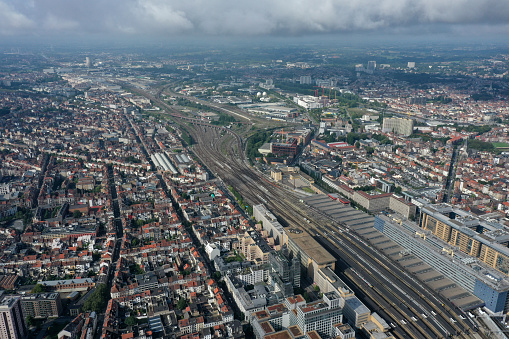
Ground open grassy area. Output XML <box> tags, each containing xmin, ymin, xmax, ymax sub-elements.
<box><xmin>302</xmin><ymin>187</ymin><xmax>315</xmax><ymax>194</ymax></box>
<box><xmin>348</xmin><ymin>107</ymin><xmax>379</xmax><ymax>119</ymax></box>
<box><xmin>493</xmin><ymin>142</ymin><xmax>509</xmax><ymax>148</ymax></box>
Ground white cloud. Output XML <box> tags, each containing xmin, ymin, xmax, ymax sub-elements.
<box><xmin>1</xmin><ymin>0</ymin><xmax>509</xmax><ymax>36</ymax></box>
<box><xmin>0</xmin><ymin>1</ymin><xmax>34</xmax><ymax>35</ymax></box>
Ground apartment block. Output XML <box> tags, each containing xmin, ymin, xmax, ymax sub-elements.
<box><xmin>21</xmin><ymin>292</ymin><xmax>62</xmax><ymax>318</ymax></box>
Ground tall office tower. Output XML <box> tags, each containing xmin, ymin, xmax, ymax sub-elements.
<box><xmin>269</xmin><ymin>246</ymin><xmax>301</xmax><ymax>297</ymax></box>
<box><xmin>366</xmin><ymin>61</ymin><xmax>376</xmax><ymax>71</ymax></box>
<box><xmin>382</xmin><ymin>117</ymin><xmax>414</xmax><ymax>136</ymax></box>
<box><xmin>407</xmin><ymin>62</ymin><xmax>416</xmax><ymax>68</ymax></box>
<box><xmin>0</xmin><ymin>296</ymin><xmax>28</xmax><ymax>339</ymax></box>
<box><xmin>300</xmin><ymin>76</ymin><xmax>312</xmax><ymax>85</ymax></box>
<box><xmin>85</xmin><ymin>57</ymin><xmax>91</xmax><ymax>68</ymax></box>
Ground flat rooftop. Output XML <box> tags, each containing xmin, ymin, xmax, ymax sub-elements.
<box><xmin>286</xmin><ymin>229</ymin><xmax>336</xmax><ymax>266</ymax></box>
<box><xmin>263</xmin><ymin>330</ymin><xmax>292</xmax><ymax>339</ymax></box>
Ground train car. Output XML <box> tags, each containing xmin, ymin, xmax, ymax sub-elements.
<box><xmin>338</xmin><ymin>197</ymin><xmax>350</xmax><ymax>205</ymax></box>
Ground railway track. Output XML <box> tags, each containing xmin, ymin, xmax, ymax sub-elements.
<box><xmin>165</xmin><ymin>105</ymin><xmax>480</xmax><ymax>338</ymax></box>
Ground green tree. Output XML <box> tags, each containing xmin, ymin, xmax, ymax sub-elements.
<box><xmin>73</xmin><ymin>210</ymin><xmax>83</xmax><ymax>218</ymax></box>
<box><xmin>82</xmin><ymin>284</ymin><xmax>110</xmax><ymax>313</ymax></box>
<box><xmin>31</xmin><ymin>284</ymin><xmax>46</xmax><ymax>293</ymax></box>
<box><xmin>125</xmin><ymin>316</ymin><xmax>137</xmax><ymax>326</ymax></box>
<box><xmin>26</xmin><ymin>315</ymin><xmax>33</xmax><ymax>327</ymax></box>
<box><xmin>177</xmin><ymin>298</ymin><xmax>188</xmax><ymax>310</ymax></box>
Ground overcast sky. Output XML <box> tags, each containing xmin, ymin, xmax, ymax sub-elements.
<box><xmin>0</xmin><ymin>0</ymin><xmax>508</xmax><ymax>38</ymax></box>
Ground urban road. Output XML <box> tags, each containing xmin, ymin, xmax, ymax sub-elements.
<box><xmin>128</xmin><ymin>85</ymin><xmax>482</xmax><ymax>339</ymax></box>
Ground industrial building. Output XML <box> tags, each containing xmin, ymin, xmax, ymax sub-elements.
<box><xmin>150</xmin><ymin>152</ymin><xmax>178</xmax><ymax>174</ymax></box>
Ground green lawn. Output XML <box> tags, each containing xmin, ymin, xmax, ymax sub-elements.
<box><xmin>493</xmin><ymin>142</ymin><xmax>509</xmax><ymax>148</ymax></box>
<box><xmin>302</xmin><ymin>187</ymin><xmax>315</xmax><ymax>194</ymax></box>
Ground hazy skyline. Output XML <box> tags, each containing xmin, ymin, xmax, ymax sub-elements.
<box><xmin>1</xmin><ymin>0</ymin><xmax>508</xmax><ymax>39</ymax></box>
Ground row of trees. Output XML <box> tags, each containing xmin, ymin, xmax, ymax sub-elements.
<box><xmin>82</xmin><ymin>284</ymin><xmax>110</xmax><ymax>313</ymax></box>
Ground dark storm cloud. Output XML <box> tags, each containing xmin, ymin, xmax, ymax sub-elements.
<box><xmin>1</xmin><ymin>0</ymin><xmax>508</xmax><ymax>36</ymax></box>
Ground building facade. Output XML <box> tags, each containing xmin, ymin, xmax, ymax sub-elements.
<box><xmin>0</xmin><ymin>296</ymin><xmax>28</xmax><ymax>339</ymax></box>
<box><xmin>382</xmin><ymin>118</ymin><xmax>414</xmax><ymax>136</ymax></box>
<box><xmin>292</xmin><ymin>291</ymin><xmax>343</xmax><ymax>338</ymax></box>
<box><xmin>21</xmin><ymin>293</ymin><xmax>62</xmax><ymax>318</ymax></box>
<box><xmin>376</xmin><ymin>214</ymin><xmax>509</xmax><ymax>312</ymax></box>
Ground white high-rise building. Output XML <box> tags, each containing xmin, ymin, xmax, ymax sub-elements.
<box><xmin>300</xmin><ymin>76</ymin><xmax>312</xmax><ymax>85</ymax></box>
<box><xmin>85</xmin><ymin>57</ymin><xmax>91</xmax><ymax>68</ymax></box>
<box><xmin>0</xmin><ymin>296</ymin><xmax>28</xmax><ymax>339</ymax></box>
<box><xmin>382</xmin><ymin>117</ymin><xmax>414</xmax><ymax>136</ymax></box>
<box><xmin>366</xmin><ymin>61</ymin><xmax>376</xmax><ymax>71</ymax></box>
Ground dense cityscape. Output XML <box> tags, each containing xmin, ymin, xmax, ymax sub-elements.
<box><xmin>0</xmin><ymin>38</ymin><xmax>508</xmax><ymax>339</ymax></box>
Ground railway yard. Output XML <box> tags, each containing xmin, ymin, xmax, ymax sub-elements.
<box><xmin>173</xmin><ymin>119</ymin><xmax>480</xmax><ymax>338</ymax></box>
<box><xmin>132</xmin><ymin>84</ymin><xmax>486</xmax><ymax>338</ymax></box>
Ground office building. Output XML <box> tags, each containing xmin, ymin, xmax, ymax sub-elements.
<box><xmin>300</xmin><ymin>76</ymin><xmax>312</xmax><ymax>85</ymax></box>
<box><xmin>291</xmin><ymin>291</ymin><xmax>343</xmax><ymax>338</ymax></box>
<box><xmin>355</xmin><ymin>64</ymin><xmax>364</xmax><ymax>72</ymax></box>
<box><xmin>225</xmin><ymin>275</ymin><xmax>267</xmax><ymax>318</ymax></box>
<box><xmin>352</xmin><ymin>191</ymin><xmax>392</xmax><ymax>212</ymax></box>
<box><xmin>85</xmin><ymin>57</ymin><xmax>91</xmax><ymax>68</ymax></box>
<box><xmin>260</xmin><ymin>79</ymin><xmax>275</xmax><ymax>90</ymax></box>
<box><xmin>382</xmin><ymin>117</ymin><xmax>414</xmax><ymax>136</ymax></box>
<box><xmin>420</xmin><ymin>204</ymin><xmax>509</xmax><ymax>276</ymax></box>
<box><xmin>271</xmin><ymin>138</ymin><xmax>299</xmax><ymax>157</ymax></box>
<box><xmin>343</xmin><ymin>297</ymin><xmax>370</xmax><ymax>328</ymax></box>
<box><xmin>333</xmin><ymin>323</ymin><xmax>355</xmax><ymax>339</ymax></box>
<box><xmin>407</xmin><ymin>96</ymin><xmax>426</xmax><ymax>105</ymax></box>
<box><xmin>375</xmin><ymin>214</ymin><xmax>509</xmax><ymax>312</ymax></box>
<box><xmin>366</xmin><ymin>61</ymin><xmax>376</xmax><ymax>74</ymax></box>
<box><xmin>315</xmin><ymin>267</ymin><xmax>354</xmax><ymax>299</ymax></box>
<box><xmin>293</xmin><ymin>95</ymin><xmax>323</xmax><ymax>109</ymax></box>
<box><xmin>269</xmin><ymin>247</ymin><xmax>300</xmax><ymax>297</ymax></box>
<box><xmin>254</xmin><ymin>204</ymin><xmax>286</xmax><ymax>245</ymax></box>
<box><xmin>252</xmin><ymin>303</ymin><xmax>291</xmax><ymax>338</ymax></box>
<box><xmin>0</xmin><ymin>296</ymin><xmax>28</xmax><ymax>339</ymax></box>
<box><xmin>21</xmin><ymin>292</ymin><xmax>62</xmax><ymax>318</ymax></box>
<box><xmin>375</xmin><ymin>179</ymin><xmax>394</xmax><ymax>193</ymax></box>
<box><xmin>285</xmin><ymin>227</ymin><xmax>336</xmax><ymax>281</ymax></box>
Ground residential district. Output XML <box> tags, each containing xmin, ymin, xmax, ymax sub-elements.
<box><xmin>0</xmin><ymin>48</ymin><xmax>508</xmax><ymax>339</ymax></box>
